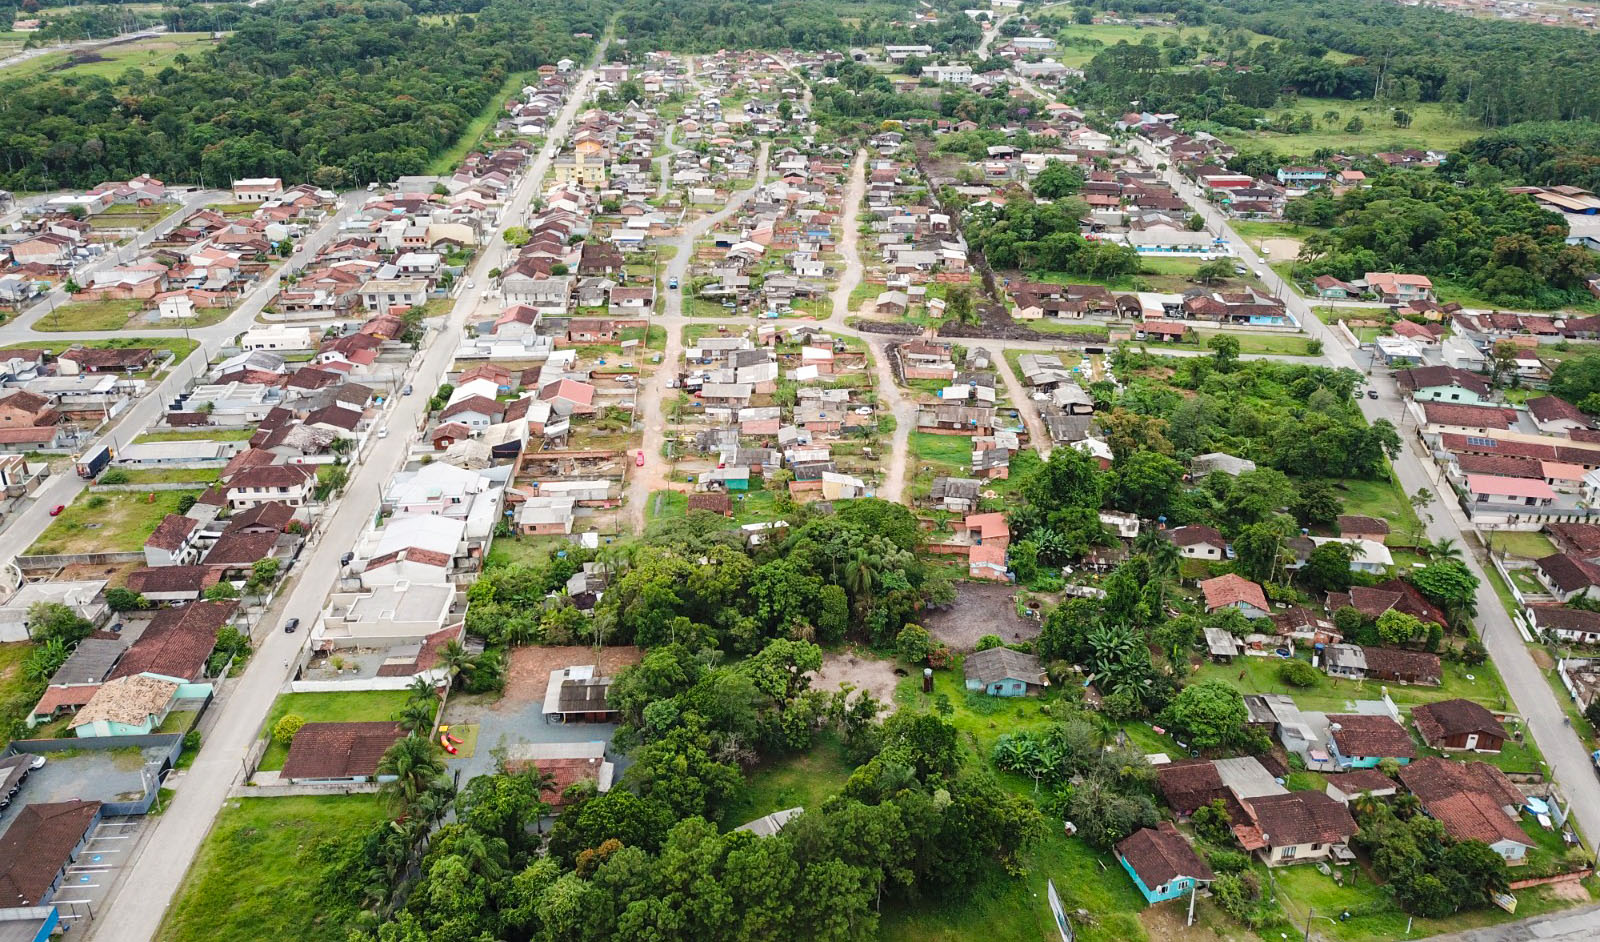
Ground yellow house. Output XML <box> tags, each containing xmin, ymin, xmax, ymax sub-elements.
<box><xmin>552</xmin><ymin>152</ymin><xmax>606</xmax><ymax>186</ymax></box>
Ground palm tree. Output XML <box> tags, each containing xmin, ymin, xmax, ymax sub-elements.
<box><xmin>842</xmin><ymin>546</ymin><xmax>881</xmax><ymax>613</ymax></box>
<box><xmin>451</xmin><ymin>828</ymin><xmax>509</xmax><ymax>880</ymax></box>
<box><xmin>438</xmin><ymin>640</ymin><xmax>474</xmax><ymax>691</ymax></box>
<box><xmin>1426</xmin><ymin>537</ymin><xmax>1464</xmax><ymax>562</ymax></box>
<box><xmin>377</xmin><ymin>735</ymin><xmax>447</xmax><ymax>818</ymax></box>
<box><xmin>406</xmin><ymin>676</ymin><xmax>438</xmax><ymax>708</ymax></box>
<box><xmin>396</xmin><ymin>699</ymin><xmax>437</xmax><ymax>737</ymax></box>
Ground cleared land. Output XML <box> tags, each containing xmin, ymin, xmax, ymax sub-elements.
<box><xmin>28</xmin><ymin>489</ymin><xmax>201</xmax><ymax>555</ymax></box>
<box><xmin>1214</xmin><ymin>97</ymin><xmax>1482</xmax><ymax>155</ymax></box>
<box><xmin>0</xmin><ymin>33</ymin><xmax>218</xmax><ymax>81</ymax></box>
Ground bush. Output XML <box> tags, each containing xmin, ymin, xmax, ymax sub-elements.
<box><xmin>183</xmin><ymin>729</ymin><xmax>201</xmax><ymax>752</ymax></box>
<box><xmin>1277</xmin><ymin>659</ymin><xmax>1320</xmax><ymax>687</ymax></box>
<box><xmin>98</xmin><ymin>469</ymin><xmax>129</xmax><ymax>484</ymax></box>
<box><xmin>975</xmin><ymin>634</ymin><xmax>1004</xmax><ymax>651</ymax></box>
<box><xmin>1205</xmin><ymin>847</ymin><xmax>1252</xmax><ymax>874</ymax></box>
<box><xmin>273</xmin><ymin>714</ymin><xmax>306</xmax><ymax>744</ymax></box>
<box><xmin>896</xmin><ymin>624</ymin><xmax>932</xmax><ymax>663</ymax></box>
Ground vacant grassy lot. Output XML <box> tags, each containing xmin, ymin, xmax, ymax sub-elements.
<box><xmin>2</xmin><ymin>336</ymin><xmax>201</xmax><ymax>366</ymax></box>
<box><xmin>0</xmin><ymin>32</ymin><xmax>218</xmax><ymax>81</ymax></box>
<box><xmin>134</xmin><ymin>427</ymin><xmax>256</xmax><ymax>444</ymax></box>
<box><xmin>34</xmin><ymin>299</ymin><xmax>144</xmax><ymax>332</ymax></box>
<box><xmin>102</xmin><ymin>467</ymin><xmax>222</xmax><ymax>485</ymax></box>
<box><xmin>721</xmin><ymin>733</ymin><xmax>852</xmax><ymax>830</ymax></box>
<box><xmin>1214</xmin><ymin>98</ymin><xmax>1483</xmax><ymax>155</ymax></box>
<box><xmin>1141</xmin><ymin>330</ymin><xmax>1316</xmax><ymax>357</ymax></box>
<box><xmin>29</xmin><ymin>489</ymin><xmax>201</xmax><ymax>555</ymax></box>
<box><xmin>158</xmin><ymin>795</ymin><xmax>388</xmax><ymax>942</ymax></box>
<box><xmin>1494</xmin><ymin>530</ymin><xmax>1558</xmax><ymax>560</ymax></box>
<box><xmin>258</xmin><ymin>690</ymin><xmax>412</xmax><ymax>771</ymax></box>
<box><xmin>0</xmin><ymin>641</ymin><xmax>39</xmax><ymax>737</ymax></box>
<box><xmin>1337</xmin><ymin>473</ymin><xmax>1424</xmax><ymax>544</ymax></box>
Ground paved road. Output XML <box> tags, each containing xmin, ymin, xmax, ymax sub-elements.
<box><xmin>1127</xmin><ymin>137</ymin><xmax>1600</xmax><ymax>847</ymax></box>
<box><xmin>1429</xmin><ymin>900</ymin><xmax>1600</xmax><ymax>941</ymax></box>
<box><xmin>976</xmin><ymin>12</ymin><xmax>1015</xmax><ymax>59</ymax></box>
<box><xmin>0</xmin><ymin>27</ymin><xmax>166</xmax><ymax>72</ymax></box>
<box><xmin>0</xmin><ymin>190</ymin><xmax>368</xmax><ymax>563</ymax></box>
<box><xmin>87</xmin><ymin>43</ymin><xmax>608</xmax><ymax>942</ymax></box>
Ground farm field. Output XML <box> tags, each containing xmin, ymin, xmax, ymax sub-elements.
<box><xmin>0</xmin><ymin>33</ymin><xmax>218</xmax><ymax>81</ymax></box>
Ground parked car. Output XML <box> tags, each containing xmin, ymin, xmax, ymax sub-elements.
<box><xmin>378</xmin><ymin>426</ymin><xmax>389</xmax><ymax>438</ymax></box>
<box><xmin>854</xmin><ymin>406</ymin><xmax>873</xmax><ymax>415</ymax></box>
<box><xmin>668</xmin><ymin>277</ymin><xmax>679</xmax><ymax>289</ymax></box>
<box><xmin>636</xmin><ymin>451</ymin><xmax>646</xmax><ymax>467</ymax></box>
<box><xmin>284</xmin><ymin>617</ymin><xmax>300</xmax><ymax>633</ymax></box>
<box><xmin>402</xmin><ymin>384</ymin><xmax>413</xmax><ymax>396</ymax></box>
<box><xmin>1366</xmin><ymin>389</ymin><xmax>1379</xmax><ymax>399</ymax></box>
<box><xmin>48</xmin><ymin>505</ymin><xmax>64</xmax><ymax>516</ymax></box>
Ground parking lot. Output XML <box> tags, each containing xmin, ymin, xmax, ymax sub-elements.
<box><xmin>51</xmin><ymin>816</ymin><xmax>143</xmax><ymax>929</ymax></box>
<box><xmin>0</xmin><ymin>746</ymin><xmax>166</xmax><ymax>831</ymax></box>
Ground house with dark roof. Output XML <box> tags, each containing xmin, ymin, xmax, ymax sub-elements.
<box><xmin>110</xmin><ymin>600</ymin><xmax>236</xmax><ymax>684</ymax></box>
<box><xmin>1528</xmin><ymin>605</ymin><xmax>1600</xmax><ymax>645</ymax></box>
<box><xmin>279</xmin><ymin>722</ymin><xmax>406</xmax><ymax>784</ymax></box>
<box><xmin>1323</xmin><ymin>768</ymin><xmax>1399</xmax><ymax>805</ymax></box>
<box><xmin>1326</xmin><ymin>714</ymin><xmax>1417</xmax><ymax>769</ymax></box>
<box><xmin>1322</xmin><ymin>644</ymin><xmax>1441</xmax><ymax>686</ymax></box>
<box><xmin>963</xmin><ymin>647</ymin><xmax>1047</xmax><ymax>697</ymax></box>
<box><xmin>124</xmin><ymin>565</ymin><xmax>213</xmax><ymax>604</ymax></box>
<box><xmin>1116</xmin><ymin>822</ymin><xmax>1214</xmax><ymax>905</ymax></box>
<box><xmin>1399</xmin><ymin>757</ymin><xmax>1534</xmax><ymax>863</ymax></box>
<box><xmin>1167</xmin><ymin>524</ymin><xmax>1226</xmax><ymax>560</ymax></box>
<box><xmin>1412</xmin><ymin>699</ymin><xmax>1507</xmax><ymax>754</ymax></box>
<box><xmin>143</xmin><ymin>513</ymin><xmax>202</xmax><ymax>567</ymax></box>
<box><xmin>1547</xmin><ymin>522</ymin><xmax>1600</xmax><ymax>562</ymax></box>
<box><xmin>542</xmin><ymin>665</ymin><xmax>616</xmax><ymax>722</ymax></box>
<box><xmin>1535</xmin><ymin>553</ymin><xmax>1600</xmax><ymax>602</ymax></box>
<box><xmin>1528</xmin><ymin>395</ymin><xmax>1590</xmax><ymax>434</ymax></box>
<box><xmin>0</xmin><ymin>800</ymin><xmax>103</xmax><ymax>906</ymax></box>
<box><xmin>1336</xmin><ymin>516</ymin><xmax>1390</xmax><ymax>544</ymax></box>
<box><xmin>1231</xmin><ymin>791</ymin><xmax>1358</xmax><ymax>866</ymax></box>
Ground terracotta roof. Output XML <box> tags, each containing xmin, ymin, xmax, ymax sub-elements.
<box><xmin>111</xmin><ymin>600</ymin><xmax>235</xmax><ymax>681</ymax></box>
<box><xmin>1168</xmin><ymin>524</ymin><xmax>1225</xmax><ymax>548</ymax></box>
<box><xmin>1156</xmin><ymin>759</ymin><xmax>1228</xmax><ymax>816</ymax></box>
<box><xmin>1327</xmin><ymin>714</ymin><xmax>1417</xmax><ymax>760</ymax></box>
<box><xmin>1358</xmin><ymin>646</ymin><xmax>1441</xmax><ymax>684</ymax></box>
<box><xmin>687</xmin><ymin>492</ymin><xmax>733</xmax><ymax>515</ymax></box>
<box><xmin>125</xmin><ymin>565</ymin><xmax>212</xmax><ymax>595</ymax></box>
<box><xmin>1399</xmin><ymin>756</ymin><xmax>1524</xmax><ymax>810</ymax></box>
<box><xmin>1393</xmin><ymin>365</ymin><xmax>1490</xmax><ymax>397</ymax></box>
<box><xmin>203</xmin><ymin>530</ymin><xmax>279</xmax><ymax>566</ymax></box>
<box><xmin>224</xmin><ymin>500</ymin><xmax>294</xmax><ymax>534</ymax></box>
<box><xmin>1413</xmin><ymin>699</ymin><xmax>1506</xmax><ymax>747</ymax></box>
<box><xmin>376</xmin><ymin>625</ymin><xmax>461</xmax><ymax>677</ymax></box>
<box><xmin>1200</xmin><ymin>573</ymin><xmax>1268</xmax><ymax>612</ymax></box>
<box><xmin>439</xmin><ymin>395</ymin><xmax>505</xmax><ymax>421</ymax></box>
<box><xmin>1425</xmin><ymin>792</ymin><xmax>1534</xmax><ymax>848</ymax></box>
<box><xmin>1237</xmin><ymin>791</ymin><xmax>1356</xmax><ymax>847</ymax></box>
<box><xmin>1549</xmin><ymin>523</ymin><xmax>1600</xmax><ymax>557</ymax></box>
<box><xmin>145</xmin><ymin>513</ymin><xmax>198</xmax><ymax>552</ymax></box>
<box><xmin>1421</xmin><ymin>402</ymin><xmax>1516</xmax><ymax>429</ymax></box>
<box><xmin>1455</xmin><ymin>453</ymin><xmax>1543</xmax><ymax>479</ymax></box>
<box><xmin>524</xmin><ymin>756</ymin><xmax>607</xmax><ymax>807</ymax></box>
<box><xmin>1528</xmin><ymin>395</ymin><xmax>1588</xmax><ymax>426</ymax></box>
<box><xmin>1528</xmin><ymin>604</ymin><xmax>1600</xmax><ymax>636</ymax></box>
<box><xmin>0</xmin><ymin>800</ymin><xmax>102</xmax><ymax>905</ymax></box>
<box><xmin>31</xmin><ymin>684</ymin><xmax>100</xmax><ymax>718</ymax></box>
<box><xmin>227</xmin><ymin>464</ymin><xmax>315</xmax><ymax>490</ymax></box>
<box><xmin>1116</xmin><ymin>822</ymin><xmax>1214</xmax><ymax>889</ymax></box>
<box><xmin>1324</xmin><ymin>768</ymin><xmax>1397</xmax><ymax>798</ymax></box>
<box><xmin>1537</xmin><ymin>553</ymin><xmax>1600</xmax><ymax>594</ymax></box>
<box><xmin>280</xmin><ymin>722</ymin><xmax>406</xmax><ymax>780</ymax></box>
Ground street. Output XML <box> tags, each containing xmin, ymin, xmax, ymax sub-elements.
<box><xmin>85</xmin><ymin>40</ymin><xmax>608</xmax><ymax>942</ymax></box>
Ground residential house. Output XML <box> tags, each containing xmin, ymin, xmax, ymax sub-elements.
<box><xmin>1167</xmin><ymin>524</ymin><xmax>1226</xmax><ymax>560</ymax></box>
<box><xmin>963</xmin><ymin>647</ymin><xmax>1047</xmax><ymax>697</ymax></box>
<box><xmin>68</xmin><ymin>674</ymin><xmax>180</xmax><ymax>738</ymax></box>
<box><xmin>1535</xmin><ymin>553</ymin><xmax>1600</xmax><ymax>602</ymax></box>
<box><xmin>279</xmin><ymin>722</ymin><xmax>407</xmax><ymax>785</ymax></box>
<box><xmin>1116</xmin><ymin>822</ymin><xmax>1214</xmax><ymax>906</ymax></box>
<box><xmin>224</xmin><ymin>464</ymin><xmax>317</xmax><ymax>510</ymax></box>
<box><xmin>1231</xmin><ymin>791</ymin><xmax>1358</xmax><ymax>866</ymax></box>
<box><xmin>1325</xmin><ymin>714</ymin><xmax>1417</xmax><ymax>769</ymax></box>
<box><xmin>143</xmin><ymin>514</ymin><xmax>202</xmax><ymax>567</ymax></box>
<box><xmin>1412</xmin><ymin>699</ymin><xmax>1508</xmax><ymax>754</ymax></box>
<box><xmin>0</xmin><ymin>799</ymin><xmax>104</xmax><ymax>906</ymax></box>
<box><xmin>1399</xmin><ymin>757</ymin><xmax>1534</xmax><ymax>864</ymax></box>
<box><xmin>1321</xmin><ymin>644</ymin><xmax>1441</xmax><ymax>686</ymax></box>
<box><xmin>1199</xmin><ymin>573</ymin><xmax>1270</xmax><ymax>618</ymax></box>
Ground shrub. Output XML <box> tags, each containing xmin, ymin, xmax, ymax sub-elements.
<box><xmin>975</xmin><ymin>634</ymin><xmax>1004</xmax><ymax>651</ymax></box>
<box><xmin>1205</xmin><ymin>847</ymin><xmax>1252</xmax><ymax>874</ymax></box>
<box><xmin>1277</xmin><ymin>659</ymin><xmax>1320</xmax><ymax>688</ymax></box>
<box><xmin>273</xmin><ymin>714</ymin><xmax>306</xmax><ymax>744</ymax></box>
<box><xmin>183</xmin><ymin>729</ymin><xmax>201</xmax><ymax>752</ymax></box>
<box><xmin>98</xmin><ymin>469</ymin><xmax>129</xmax><ymax>484</ymax></box>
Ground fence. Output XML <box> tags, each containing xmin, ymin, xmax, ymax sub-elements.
<box><xmin>15</xmin><ymin>551</ymin><xmax>145</xmax><ymax>571</ymax></box>
<box><xmin>5</xmin><ymin>732</ymin><xmax>184</xmax><ymax>815</ymax></box>
<box><xmin>1510</xmin><ymin>869</ymin><xmax>1593</xmax><ymax>890</ymax></box>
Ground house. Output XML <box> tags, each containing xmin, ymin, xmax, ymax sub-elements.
<box><xmin>68</xmin><ymin>674</ymin><xmax>181</xmax><ymax>737</ymax></box>
<box><xmin>1231</xmin><ymin>791</ymin><xmax>1358</xmax><ymax>866</ymax></box>
<box><xmin>503</xmin><ymin>741</ymin><xmax>615</xmax><ymax>808</ymax></box>
<box><xmin>28</xmin><ymin>636</ymin><xmax>124</xmax><ymax>726</ymax></box>
<box><xmin>1529</xmin><ymin>605</ymin><xmax>1600</xmax><ymax>645</ymax></box>
<box><xmin>542</xmin><ymin>665</ymin><xmax>617</xmax><ymax>722</ymax></box>
<box><xmin>1325</xmin><ymin>713</ymin><xmax>1416</xmax><ymax>769</ymax></box>
<box><xmin>1393</xmin><ymin>366</ymin><xmax>1492</xmax><ymax>405</ymax></box>
<box><xmin>963</xmin><ymin>647</ymin><xmax>1047</xmax><ymax>697</ymax></box>
<box><xmin>1336</xmin><ymin>516</ymin><xmax>1390</xmax><ymax>544</ymax></box>
<box><xmin>1167</xmin><ymin>524</ymin><xmax>1226</xmax><ymax>560</ymax></box>
<box><xmin>1535</xmin><ymin>553</ymin><xmax>1600</xmax><ymax>602</ymax></box>
<box><xmin>144</xmin><ymin>513</ymin><xmax>202</xmax><ymax>567</ymax></box>
<box><xmin>231</xmin><ymin>177</ymin><xmax>285</xmax><ymax>202</ymax></box>
<box><xmin>224</xmin><ymin>464</ymin><xmax>316</xmax><ymax>510</ymax></box>
<box><xmin>0</xmin><ymin>799</ymin><xmax>104</xmax><ymax>906</ymax></box>
<box><xmin>1322</xmin><ymin>644</ymin><xmax>1441</xmax><ymax>686</ymax></box>
<box><xmin>1116</xmin><ymin>822</ymin><xmax>1214</xmax><ymax>906</ymax></box>
<box><xmin>1364</xmin><ymin>272</ymin><xmax>1434</xmax><ymax>303</ymax></box>
<box><xmin>1323</xmin><ymin>768</ymin><xmax>1399</xmax><ymax>805</ymax></box>
<box><xmin>1399</xmin><ymin>757</ymin><xmax>1534</xmax><ymax>864</ymax></box>
<box><xmin>1412</xmin><ymin>699</ymin><xmax>1508</xmax><ymax>754</ymax></box>
<box><xmin>279</xmin><ymin>721</ymin><xmax>407</xmax><ymax>785</ymax></box>
<box><xmin>1309</xmin><ymin>537</ymin><xmax>1393</xmax><ymax>574</ymax></box>
<box><xmin>1528</xmin><ymin>396</ymin><xmax>1590</xmax><ymax>434</ymax></box>
<box><xmin>111</xmin><ymin>599</ymin><xmax>235</xmax><ymax>684</ymax></box>
<box><xmin>1199</xmin><ymin>573</ymin><xmax>1270</xmax><ymax>618</ymax></box>
<box><xmin>735</xmin><ymin>807</ymin><xmax>804</xmax><ymax>837</ymax></box>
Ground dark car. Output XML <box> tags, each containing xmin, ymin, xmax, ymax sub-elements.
<box><xmin>341</xmin><ymin>551</ymin><xmax>354</xmax><ymax>566</ymax></box>
<box><xmin>284</xmin><ymin>617</ymin><xmax>300</xmax><ymax>633</ymax></box>
<box><xmin>1366</xmin><ymin>390</ymin><xmax>1379</xmax><ymax>399</ymax></box>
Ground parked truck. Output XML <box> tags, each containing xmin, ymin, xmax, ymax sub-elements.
<box><xmin>75</xmin><ymin>446</ymin><xmax>111</xmax><ymax>479</ymax></box>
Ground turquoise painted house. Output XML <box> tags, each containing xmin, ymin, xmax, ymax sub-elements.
<box><xmin>1326</xmin><ymin>714</ymin><xmax>1417</xmax><ymax>770</ymax></box>
<box><xmin>963</xmin><ymin>647</ymin><xmax>1047</xmax><ymax>698</ymax></box>
<box><xmin>1116</xmin><ymin>823</ymin><xmax>1215</xmax><ymax>905</ymax></box>
<box><xmin>1394</xmin><ymin>366</ymin><xmax>1493</xmax><ymax>405</ymax></box>
<box><xmin>69</xmin><ymin>674</ymin><xmax>181</xmax><ymax>738</ymax></box>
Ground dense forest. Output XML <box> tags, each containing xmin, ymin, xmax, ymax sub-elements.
<box><xmin>1448</xmin><ymin>123</ymin><xmax>1600</xmax><ymax>193</ymax></box>
<box><xmin>1069</xmin><ymin>0</ymin><xmax>1600</xmax><ymax>127</ymax></box>
<box><xmin>1282</xmin><ymin>172</ymin><xmax>1595</xmax><ymax>308</ymax></box>
<box><xmin>0</xmin><ymin>0</ymin><xmax>607</xmax><ymax>190</ymax></box>
<box><xmin>614</xmin><ymin>0</ymin><xmax>980</xmax><ymax>54</ymax></box>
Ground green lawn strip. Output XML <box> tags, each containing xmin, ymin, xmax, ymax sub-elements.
<box><xmin>158</xmin><ymin>795</ymin><xmax>388</xmax><ymax>942</ymax></box>
<box><xmin>1492</xmin><ymin>530</ymin><xmax>1557</xmax><ymax>561</ymax></box>
<box><xmin>256</xmin><ymin>690</ymin><xmax>411</xmax><ymax>771</ymax></box>
<box><xmin>482</xmin><ymin>534</ymin><xmax>574</xmax><ymax>570</ymax></box>
<box><xmin>29</xmin><ymin>489</ymin><xmax>201</xmax><ymax>555</ymax></box>
<box><xmin>1336</xmin><ymin>473</ymin><xmax>1424</xmax><ymax>545</ymax></box>
<box><xmin>0</xmin><ymin>641</ymin><xmax>40</xmax><ymax>736</ymax></box>
<box><xmin>644</xmin><ymin>489</ymin><xmax>689</xmax><ymax>522</ymax></box>
<box><xmin>720</xmin><ymin>733</ymin><xmax>852</xmax><ymax>829</ymax></box>
<box><xmin>1188</xmin><ymin>652</ymin><xmax>1512</xmax><ymax>715</ymax></box>
<box><xmin>100</xmin><ymin>467</ymin><xmax>222</xmax><ymax>485</ymax></box>
<box><xmin>34</xmin><ymin>300</ymin><xmax>143</xmax><ymax>332</ymax></box>
<box><xmin>426</xmin><ymin>70</ymin><xmax>533</xmax><ymax>175</ymax></box>
<box><xmin>2</xmin><ymin>337</ymin><xmax>201</xmax><ymax>365</ymax></box>
<box><xmin>1211</xmin><ymin>98</ymin><xmax>1482</xmax><ymax>156</ymax></box>
<box><xmin>134</xmin><ymin>427</ymin><xmax>256</xmax><ymax>443</ymax></box>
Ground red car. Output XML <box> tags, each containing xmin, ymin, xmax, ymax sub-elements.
<box><xmin>48</xmin><ymin>504</ymin><xmax>64</xmax><ymax>516</ymax></box>
<box><xmin>635</xmin><ymin>451</ymin><xmax>645</xmax><ymax>467</ymax></box>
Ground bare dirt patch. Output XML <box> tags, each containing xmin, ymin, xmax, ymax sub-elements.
<box><xmin>502</xmin><ymin>644</ymin><xmax>643</xmax><ymax>706</ymax></box>
<box><xmin>807</xmin><ymin>648</ymin><xmax>903</xmax><ymax>712</ymax></box>
<box><xmin>923</xmin><ymin>582</ymin><xmax>1042</xmax><ymax>651</ymax></box>
<box><xmin>1259</xmin><ymin>237</ymin><xmax>1302</xmax><ymax>261</ymax></box>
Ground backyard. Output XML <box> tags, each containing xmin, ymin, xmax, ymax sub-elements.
<box><xmin>0</xmin><ymin>641</ymin><xmax>37</xmax><ymax>737</ymax></box>
<box><xmin>257</xmin><ymin>689</ymin><xmax>413</xmax><ymax>771</ymax></box>
<box><xmin>157</xmin><ymin>795</ymin><xmax>388</xmax><ymax>942</ymax></box>
<box><xmin>28</xmin><ymin>489</ymin><xmax>202</xmax><ymax>555</ymax></box>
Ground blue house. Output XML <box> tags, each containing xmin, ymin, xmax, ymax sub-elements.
<box><xmin>1276</xmin><ymin>166</ymin><xmax>1329</xmax><ymax>186</ymax></box>
<box><xmin>1327</xmin><ymin>714</ymin><xmax>1417</xmax><ymax>770</ymax></box>
<box><xmin>963</xmin><ymin>647</ymin><xmax>1047</xmax><ymax>697</ymax></box>
<box><xmin>1116</xmin><ymin>823</ymin><xmax>1215</xmax><ymax>905</ymax></box>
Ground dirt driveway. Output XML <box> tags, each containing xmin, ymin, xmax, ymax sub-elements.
<box><xmin>503</xmin><ymin>645</ymin><xmax>643</xmax><ymax>705</ymax></box>
<box><xmin>923</xmin><ymin>582</ymin><xmax>1042</xmax><ymax>651</ymax></box>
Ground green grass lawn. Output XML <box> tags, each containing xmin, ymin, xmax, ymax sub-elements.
<box><xmin>482</xmin><ymin>534</ymin><xmax>574</xmax><ymax>570</ymax></box>
<box><xmin>721</xmin><ymin>733</ymin><xmax>853</xmax><ymax>830</ymax></box>
<box><xmin>0</xmin><ymin>641</ymin><xmax>40</xmax><ymax>738</ymax></box>
<box><xmin>0</xmin><ymin>32</ymin><xmax>218</xmax><ymax>81</ymax></box>
<box><xmin>1337</xmin><ymin>473</ymin><xmax>1424</xmax><ymax>545</ymax></box>
<box><xmin>1141</xmin><ymin>330</ymin><xmax>1317</xmax><ymax>357</ymax></box>
<box><xmin>1230</xmin><ymin>220</ymin><xmax>1327</xmax><ymax>244</ymax></box>
<box><xmin>134</xmin><ymin>427</ymin><xmax>256</xmax><ymax>444</ymax></box>
<box><xmin>1189</xmin><ymin>650</ymin><xmax>1512</xmax><ymax>715</ymax></box>
<box><xmin>29</xmin><ymin>489</ymin><xmax>201</xmax><ymax>556</ymax></box>
<box><xmin>3</xmin><ymin>336</ymin><xmax>201</xmax><ymax>366</ymax></box>
<box><xmin>645</xmin><ymin>488</ymin><xmax>690</xmax><ymax>523</ymax></box>
<box><xmin>157</xmin><ymin>795</ymin><xmax>388</xmax><ymax>942</ymax></box>
<box><xmin>1492</xmin><ymin>530</ymin><xmax>1557</xmax><ymax>560</ymax></box>
<box><xmin>34</xmin><ymin>299</ymin><xmax>144</xmax><ymax>332</ymax></box>
<box><xmin>1213</xmin><ymin>98</ymin><xmax>1483</xmax><ymax>156</ymax></box>
<box><xmin>101</xmin><ymin>467</ymin><xmax>222</xmax><ymax>485</ymax></box>
<box><xmin>257</xmin><ymin>690</ymin><xmax>412</xmax><ymax>771</ymax></box>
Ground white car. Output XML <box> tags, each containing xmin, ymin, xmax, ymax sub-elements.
<box><xmin>378</xmin><ymin>426</ymin><xmax>389</xmax><ymax>439</ymax></box>
<box><xmin>855</xmin><ymin>406</ymin><xmax>873</xmax><ymax>416</ymax></box>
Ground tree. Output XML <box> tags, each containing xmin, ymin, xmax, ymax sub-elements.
<box><xmin>25</xmin><ymin>602</ymin><xmax>93</xmax><ymax>644</ymax></box>
<box><xmin>1292</xmin><ymin>479</ymin><xmax>1343</xmax><ymax>528</ymax></box>
<box><xmin>1187</xmin><ymin>213</ymin><xmax>1206</xmax><ymax>232</ymax></box>
<box><xmin>895</xmin><ymin>624</ymin><xmax>932</xmax><ymax>663</ymax></box>
<box><xmin>945</xmin><ymin>285</ymin><xmax>974</xmax><ymax>323</ymax></box>
<box><xmin>104</xmin><ymin>587</ymin><xmax>149</xmax><ymax>612</ymax></box>
<box><xmin>377</xmin><ymin>734</ymin><xmax>448</xmax><ymax>817</ymax></box>
<box><xmin>1409</xmin><ymin>488</ymin><xmax>1436</xmax><ymax>544</ymax></box>
<box><xmin>1195</xmin><ymin>258</ymin><xmax>1234</xmax><ymax>285</ymax></box>
<box><xmin>1393</xmin><ymin>109</ymin><xmax>1413</xmax><ymax>128</ymax></box>
<box><xmin>1377</xmin><ymin>609</ymin><xmax>1423</xmax><ymax>646</ymax></box>
<box><xmin>1109</xmin><ymin>451</ymin><xmax>1184</xmax><ymax>519</ymax></box>
<box><xmin>1302</xmin><ymin>541</ymin><xmax>1355</xmax><ymax>593</ymax></box>
<box><xmin>439</xmin><ymin>639</ymin><xmax>475</xmax><ymax>691</ymax></box>
<box><xmin>1278</xmin><ymin>659</ymin><xmax>1320</xmax><ymax>687</ymax></box>
<box><xmin>203</xmin><ymin>582</ymin><xmax>240</xmax><ymax>601</ymax></box>
<box><xmin>1162</xmin><ymin>681</ymin><xmax>1249</xmax><ymax>750</ymax></box>
<box><xmin>1408</xmin><ymin>561</ymin><xmax>1479</xmax><ymax>620</ymax></box>
<box><xmin>273</xmin><ymin>714</ymin><xmax>306</xmax><ymax>743</ymax></box>
<box><xmin>1032</xmin><ymin>160</ymin><xmax>1086</xmax><ymax>200</ymax></box>
<box><xmin>1207</xmin><ymin>332</ymin><xmax>1240</xmax><ymax>371</ymax></box>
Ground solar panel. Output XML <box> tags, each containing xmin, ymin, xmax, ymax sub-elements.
<box><xmin>1467</xmin><ymin>436</ymin><xmax>1498</xmax><ymax>448</ymax></box>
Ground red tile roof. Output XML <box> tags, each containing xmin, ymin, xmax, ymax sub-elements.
<box><xmin>1200</xmin><ymin>573</ymin><xmax>1268</xmax><ymax>613</ymax></box>
<box><xmin>1327</xmin><ymin>714</ymin><xmax>1417</xmax><ymax>760</ymax></box>
<box><xmin>1116</xmin><ymin>822</ymin><xmax>1214</xmax><ymax>889</ymax></box>
<box><xmin>280</xmin><ymin>722</ymin><xmax>406</xmax><ymax>781</ymax></box>
<box><xmin>1413</xmin><ymin>699</ymin><xmax>1506</xmax><ymax>747</ymax></box>
<box><xmin>0</xmin><ymin>800</ymin><xmax>102</xmax><ymax>905</ymax></box>
<box><xmin>110</xmin><ymin>600</ymin><xmax>235</xmax><ymax>682</ymax></box>
<box><xmin>1236</xmin><ymin>791</ymin><xmax>1356</xmax><ymax>848</ymax></box>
